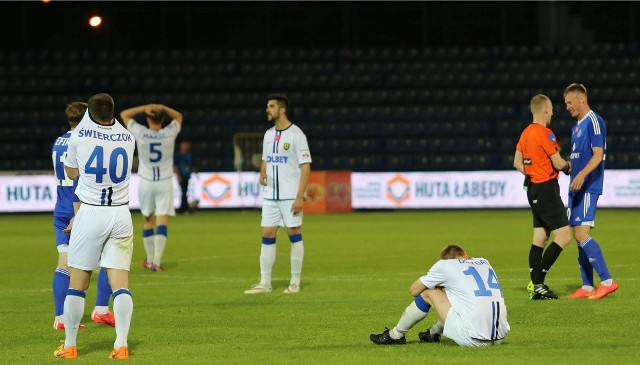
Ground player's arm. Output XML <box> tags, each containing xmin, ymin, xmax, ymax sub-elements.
<box><xmin>570</xmin><ymin>147</ymin><xmax>603</xmax><ymax>192</ymax></box>
<box><xmin>550</xmin><ymin>152</ymin><xmax>571</xmax><ymax>175</ymax></box>
<box><xmin>259</xmin><ymin>161</ymin><xmax>267</xmax><ymax>186</ymax></box>
<box><xmin>64</xmin><ymin>165</ymin><xmax>79</xmax><ymax>180</ymax></box>
<box><xmin>63</xmin><ymin>201</ymin><xmax>82</xmax><ymax>234</ymax></box>
<box><xmin>158</xmin><ymin>105</ymin><xmax>183</xmax><ymax>125</ymax></box>
<box><xmin>513</xmin><ymin>150</ymin><xmax>525</xmax><ymax>175</ymax></box>
<box><xmin>119</xmin><ymin>105</ymin><xmax>148</xmax><ymax>124</ymax></box>
<box><xmin>291</xmin><ymin>163</ymin><xmax>311</xmax><ymax>213</ymax></box>
<box><xmin>409</xmin><ymin>278</ymin><xmax>428</xmax><ymax>297</ymax></box>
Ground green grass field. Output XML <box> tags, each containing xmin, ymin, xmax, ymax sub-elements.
<box><xmin>1</xmin><ymin>209</ymin><xmax>638</xmax><ymax>364</ymax></box>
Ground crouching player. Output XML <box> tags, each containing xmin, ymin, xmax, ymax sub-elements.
<box><xmin>370</xmin><ymin>245</ymin><xmax>510</xmax><ymax>347</ymax></box>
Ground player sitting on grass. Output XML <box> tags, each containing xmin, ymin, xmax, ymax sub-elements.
<box><xmin>370</xmin><ymin>245</ymin><xmax>510</xmax><ymax>347</ymax></box>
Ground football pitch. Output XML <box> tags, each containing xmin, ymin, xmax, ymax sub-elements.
<box><xmin>1</xmin><ymin>209</ymin><xmax>638</xmax><ymax>364</ymax></box>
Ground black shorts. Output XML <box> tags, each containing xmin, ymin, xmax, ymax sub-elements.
<box><xmin>527</xmin><ymin>179</ymin><xmax>568</xmax><ymax>231</ymax></box>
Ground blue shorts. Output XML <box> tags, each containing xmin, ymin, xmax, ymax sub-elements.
<box><xmin>54</xmin><ymin>215</ymin><xmax>72</xmax><ymax>246</ymax></box>
<box><xmin>568</xmin><ymin>191</ymin><xmax>599</xmax><ymax>227</ymax></box>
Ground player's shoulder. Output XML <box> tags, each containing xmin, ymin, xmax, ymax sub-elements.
<box><xmin>586</xmin><ymin>110</ymin><xmax>605</xmax><ymax>123</ymax></box>
<box><xmin>289</xmin><ymin>123</ymin><xmax>305</xmax><ymax>133</ymax></box>
<box><xmin>163</xmin><ymin>119</ymin><xmax>180</xmax><ymax>130</ymax></box>
<box><xmin>592</xmin><ymin>111</ymin><xmax>607</xmax><ymax>127</ymax></box>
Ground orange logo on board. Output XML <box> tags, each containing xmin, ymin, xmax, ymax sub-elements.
<box><xmin>386</xmin><ymin>174</ymin><xmax>410</xmax><ymax>206</ymax></box>
<box><xmin>201</xmin><ymin>174</ymin><xmax>232</xmax><ymax>205</ymax></box>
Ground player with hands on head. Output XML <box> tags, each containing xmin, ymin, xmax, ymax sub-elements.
<box><xmin>514</xmin><ymin>94</ymin><xmax>572</xmax><ymax>300</ymax></box>
<box><xmin>120</xmin><ymin>103</ymin><xmax>183</xmax><ymax>272</ymax></box>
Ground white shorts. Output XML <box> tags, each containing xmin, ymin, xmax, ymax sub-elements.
<box><xmin>68</xmin><ymin>204</ymin><xmax>134</xmax><ymax>271</ymax></box>
<box><xmin>261</xmin><ymin>199</ymin><xmax>303</xmax><ymax>228</ymax></box>
<box><xmin>443</xmin><ymin>308</ymin><xmax>504</xmax><ymax>347</ymax></box>
<box><xmin>138</xmin><ymin>178</ymin><xmax>175</xmax><ymax>217</ymax></box>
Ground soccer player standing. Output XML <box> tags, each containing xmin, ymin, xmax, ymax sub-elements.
<box><xmin>563</xmin><ymin>83</ymin><xmax>618</xmax><ymax>300</ymax></box>
<box><xmin>121</xmin><ymin>104</ymin><xmax>183</xmax><ymax>272</ymax></box>
<box><xmin>54</xmin><ymin>93</ymin><xmax>135</xmax><ymax>359</ymax></box>
<box><xmin>513</xmin><ymin>94</ymin><xmax>572</xmax><ymax>300</ymax></box>
<box><xmin>51</xmin><ymin>102</ymin><xmax>115</xmax><ymax>330</ymax></box>
<box><xmin>245</xmin><ymin>95</ymin><xmax>312</xmax><ymax>294</ymax></box>
<box><xmin>370</xmin><ymin>245</ymin><xmax>510</xmax><ymax>347</ymax></box>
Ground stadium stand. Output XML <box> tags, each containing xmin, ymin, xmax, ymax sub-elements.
<box><xmin>0</xmin><ymin>43</ymin><xmax>639</xmax><ymax>172</ymax></box>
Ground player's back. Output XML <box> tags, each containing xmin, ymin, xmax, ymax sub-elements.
<box><xmin>52</xmin><ymin>131</ymin><xmax>77</xmax><ymax>217</ymax></box>
<box><xmin>68</xmin><ymin>112</ymin><xmax>135</xmax><ymax>206</ymax></box>
<box><xmin>127</xmin><ymin>120</ymin><xmax>181</xmax><ymax>181</ymax></box>
<box><xmin>516</xmin><ymin>123</ymin><xmax>559</xmax><ymax>183</ymax></box>
<box><xmin>426</xmin><ymin>258</ymin><xmax>510</xmax><ymax>341</ymax></box>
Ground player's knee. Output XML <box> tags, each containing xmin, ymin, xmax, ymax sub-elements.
<box><xmin>261</xmin><ymin>227</ymin><xmax>278</xmax><ymax>238</ymax></box>
<box><xmin>554</xmin><ymin>226</ymin><xmax>572</xmax><ymax>247</ymax></box>
<box><xmin>573</xmin><ymin>229</ymin><xmax>589</xmax><ymax>243</ymax></box>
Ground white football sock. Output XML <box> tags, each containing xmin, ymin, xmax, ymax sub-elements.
<box><xmin>390</xmin><ymin>301</ymin><xmax>428</xmax><ymax>339</ymax></box>
<box><xmin>154</xmin><ymin>235</ymin><xmax>167</xmax><ymax>266</ymax></box>
<box><xmin>64</xmin><ymin>294</ymin><xmax>85</xmax><ymax>348</ymax></box>
<box><xmin>290</xmin><ymin>242</ymin><xmax>304</xmax><ymax>285</ymax></box>
<box><xmin>94</xmin><ymin>305</ymin><xmax>109</xmax><ymax>314</ymax></box>
<box><xmin>143</xmin><ymin>235</ymin><xmax>155</xmax><ymax>262</ymax></box>
<box><xmin>113</xmin><ymin>290</ymin><xmax>133</xmax><ymax>349</ymax></box>
<box><xmin>260</xmin><ymin>244</ymin><xmax>276</xmax><ymax>287</ymax></box>
<box><xmin>430</xmin><ymin>320</ymin><xmax>444</xmax><ymax>335</ymax></box>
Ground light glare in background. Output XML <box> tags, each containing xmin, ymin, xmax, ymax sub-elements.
<box><xmin>89</xmin><ymin>16</ymin><xmax>102</xmax><ymax>27</ymax></box>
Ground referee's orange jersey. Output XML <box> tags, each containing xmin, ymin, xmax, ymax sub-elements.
<box><xmin>516</xmin><ymin>123</ymin><xmax>559</xmax><ymax>183</ymax></box>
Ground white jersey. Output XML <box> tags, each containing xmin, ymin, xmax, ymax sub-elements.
<box><xmin>262</xmin><ymin>124</ymin><xmax>312</xmax><ymax>200</ymax></box>
<box><xmin>420</xmin><ymin>258</ymin><xmax>510</xmax><ymax>341</ymax></box>
<box><xmin>65</xmin><ymin>111</ymin><xmax>135</xmax><ymax>206</ymax></box>
<box><xmin>127</xmin><ymin>119</ymin><xmax>181</xmax><ymax>181</ymax></box>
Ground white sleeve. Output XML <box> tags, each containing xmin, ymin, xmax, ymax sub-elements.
<box><xmin>163</xmin><ymin>120</ymin><xmax>181</xmax><ymax>137</ymax></box>
<box><xmin>127</xmin><ymin>119</ymin><xmax>143</xmax><ymax>136</ymax></box>
<box><xmin>64</xmin><ymin>135</ymin><xmax>78</xmax><ymax>169</ymax></box>
<box><xmin>419</xmin><ymin>261</ymin><xmax>447</xmax><ymax>289</ymax></box>
<box><xmin>295</xmin><ymin>132</ymin><xmax>312</xmax><ymax>164</ymax></box>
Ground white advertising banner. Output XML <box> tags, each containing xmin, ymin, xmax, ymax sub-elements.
<box><xmin>351</xmin><ymin>170</ymin><xmax>640</xmax><ymax>209</ymax></box>
<box><xmin>2</xmin><ymin>170</ymin><xmax>639</xmax><ymax>212</ymax></box>
<box><xmin>0</xmin><ymin>172</ymin><xmax>264</xmax><ymax>213</ymax></box>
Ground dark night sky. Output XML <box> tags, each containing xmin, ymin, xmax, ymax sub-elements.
<box><xmin>1</xmin><ymin>1</ymin><xmax>638</xmax><ymax>50</ymax></box>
